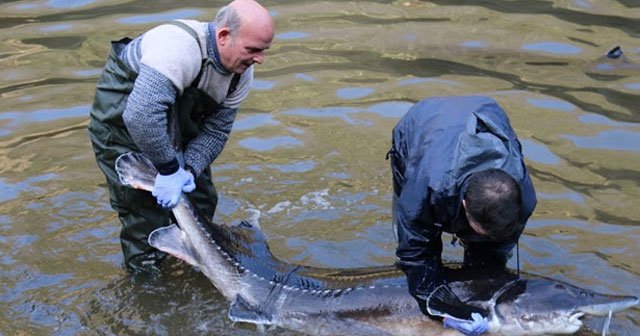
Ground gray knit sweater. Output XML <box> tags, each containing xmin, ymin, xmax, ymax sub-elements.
<box><xmin>119</xmin><ymin>20</ymin><xmax>253</xmax><ymax>176</ymax></box>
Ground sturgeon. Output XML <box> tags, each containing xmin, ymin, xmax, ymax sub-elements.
<box><xmin>116</xmin><ymin>152</ymin><xmax>638</xmax><ymax>336</ymax></box>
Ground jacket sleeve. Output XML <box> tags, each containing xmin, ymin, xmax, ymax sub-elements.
<box><xmin>395</xmin><ymin>176</ymin><xmax>446</xmax><ymax>306</ymax></box>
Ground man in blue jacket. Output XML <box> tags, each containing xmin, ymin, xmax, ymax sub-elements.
<box><xmin>388</xmin><ymin>96</ymin><xmax>537</xmax><ymax>334</ymax></box>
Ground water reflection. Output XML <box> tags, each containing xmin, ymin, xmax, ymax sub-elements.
<box><xmin>402</xmin><ymin>33</ymin><xmax>416</xmax><ymax>41</ymax></box>
<box><xmin>251</xmin><ymin>79</ymin><xmax>276</xmax><ymax>90</ymax></box>
<box><xmin>1</xmin><ymin>0</ymin><xmax>639</xmax><ymax>334</ymax></box>
<box><xmin>522</xmin><ymin>42</ymin><xmax>583</xmax><ymax>55</ymax></box>
<box><xmin>325</xmin><ymin>172</ymin><xmax>350</xmax><ymax>179</ymax></box>
<box><xmin>275</xmin><ymin>32</ymin><xmax>310</xmax><ymax>40</ymax></box>
<box><xmin>624</xmin><ymin>82</ymin><xmax>640</xmax><ymax>90</ymax></box>
<box><xmin>461</xmin><ymin>41</ymin><xmax>485</xmax><ymax>48</ymax></box>
<box><xmin>537</xmin><ymin>191</ymin><xmax>585</xmax><ymax>204</ymax></box>
<box><xmin>570</xmin><ymin>0</ymin><xmax>595</xmax><ymax>10</ymax></box>
<box><xmin>526</xmin><ymin>97</ymin><xmax>576</xmax><ymax>112</ymax></box>
<box><xmin>117</xmin><ymin>9</ymin><xmax>203</xmax><ymax>25</ymax></box>
<box><xmin>0</xmin><ymin>173</ymin><xmax>54</xmax><ymax>203</ymax></box>
<box><xmin>0</xmin><ymin>106</ymin><xmax>88</xmax><ymax>136</ymax></box>
<box><xmin>366</xmin><ymin>101</ymin><xmax>413</xmax><ymax>118</ymax></box>
<box><xmin>40</xmin><ymin>24</ymin><xmax>73</xmax><ymax>32</ymax></box>
<box><xmin>238</xmin><ymin>136</ymin><xmax>303</xmax><ymax>152</ymax></box>
<box><xmin>336</xmin><ymin>87</ymin><xmax>375</xmax><ymax>100</ymax></box>
<box><xmin>283</xmin><ymin>106</ymin><xmax>363</xmax><ymax>125</ymax></box>
<box><xmin>294</xmin><ymin>73</ymin><xmax>314</xmax><ymax>82</ymax></box>
<box><xmin>578</xmin><ymin>113</ymin><xmax>638</xmax><ymax>127</ymax></box>
<box><xmin>396</xmin><ymin>77</ymin><xmax>459</xmax><ymax>87</ymax></box>
<box><xmin>264</xmin><ymin>160</ymin><xmax>316</xmax><ymax>173</ymax></box>
<box><xmin>47</xmin><ymin>0</ymin><xmax>96</xmax><ymax>9</ymax></box>
<box><xmin>521</xmin><ymin>139</ymin><xmax>562</xmax><ymax>165</ymax></box>
<box><xmin>234</xmin><ymin>114</ymin><xmax>280</xmax><ymax>131</ymax></box>
<box><xmin>73</xmin><ymin>69</ymin><xmax>102</xmax><ymax>78</ymax></box>
<box><xmin>282</xmin><ymin>101</ymin><xmax>412</xmax><ymax>125</ymax></box>
<box><xmin>563</xmin><ymin>130</ymin><xmax>640</xmax><ymax>153</ymax></box>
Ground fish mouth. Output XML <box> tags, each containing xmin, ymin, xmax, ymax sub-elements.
<box><xmin>577</xmin><ymin>296</ymin><xmax>639</xmax><ymax>316</ymax></box>
<box><xmin>559</xmin><ymin>312</ymin><xmax>585</xmax><ymax>334</ymax></box>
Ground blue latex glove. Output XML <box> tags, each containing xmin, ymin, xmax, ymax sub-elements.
<box><xmin>152</xmin><ymin>167</ymin><xmax>196</xmax><ymax>208</ymax></box>
<box><xmin>443</xmin><ymin>312</ymin><xmax>489</xmax><ymax>335</ymax></box>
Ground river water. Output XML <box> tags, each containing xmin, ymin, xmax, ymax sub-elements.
<box><xmin>0</xmin><ymin>0</ymin><xmax>639</xmax><ymax>335</ymax></box>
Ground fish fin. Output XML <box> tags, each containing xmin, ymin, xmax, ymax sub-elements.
<box><xmin>233</xmin><ymin>220</ymin><xmax>254</xmax><ymax>228</ymax></box>
<box><xmin>606</xmin><ymin>46</ymin><xmax>622</xmax><ymax>59</ymax></box>
<box><xmin>427</xmin><ymin>284</ymin><xmax>489</xmax><ymax>320</ymax></box>
<box><xmin>115</xmin><ymin>152</ymin><xmax>157</xmax><ymax>192</ymax></box>
<box><xmin>148</xmin><ymin>224</ymin><xmax>198</xmax><ymax>266</ymax></box>
<box><xmin>229</xmin><ymin>295</ymin><xmax>273</xmax><ymax>325</ymax></box>
<box><xmin>601</xmin><ymin>310</ymin><xmax>612</xmax><ymax>336</ymax></box>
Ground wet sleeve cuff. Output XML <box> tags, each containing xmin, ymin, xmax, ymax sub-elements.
<box><xmin>156</xmin><ymin>157</ymin><xmax>179</xmax><ymax>175</ymax></box>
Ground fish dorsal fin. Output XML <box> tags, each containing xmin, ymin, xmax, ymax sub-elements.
<box><xmin>427</xmin><ymin>284</ymin><xmax>489</xmax><ymax>320</ymax></box>
<box><xmin>148</xmin><ymin>224</ymin><xmax>198</xmax><ymax>266</ymax></box>
<box><xmin>228</xmin><ymin>295</ymin><xmax>273</xmax><ymax>325</ymax></box>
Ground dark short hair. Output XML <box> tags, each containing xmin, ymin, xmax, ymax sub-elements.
<box><xmin>464</xmin><ymin>169</ymin><xmax>522</xmax><ymax>240</ymax></box>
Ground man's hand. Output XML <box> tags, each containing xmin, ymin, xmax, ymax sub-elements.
<box><xmin>152</xmin><ymin>167</ymin><xmax>196</xmax><ymax>208</ymax></box>
<box><xmin>443</xmin><ymin>312</ymin><xmax>489</xmax><ymax>335</ymax></box>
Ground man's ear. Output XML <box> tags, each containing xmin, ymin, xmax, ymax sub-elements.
<box><xmin>217</xmin><ymin>27</ymin><xmax>231</xmax><ymax>46</ymax></box>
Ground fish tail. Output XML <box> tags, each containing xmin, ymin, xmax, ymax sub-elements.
<box><xmin>115</xmin><ymin>152</ymin><xmax>157</xmax><ymax>192</ymax></box>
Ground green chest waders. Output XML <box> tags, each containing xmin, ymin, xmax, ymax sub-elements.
<box><xmin>88</xmin><ymin>37</ymin><xmax>219</xmax><ymax>273</ymax></box>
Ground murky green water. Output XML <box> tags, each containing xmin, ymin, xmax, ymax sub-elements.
<box><xmin>1</xmin><ymin>0</ymin><xmax>639</xmax><ymax>335</ymax></box>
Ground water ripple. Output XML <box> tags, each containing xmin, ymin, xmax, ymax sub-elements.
<box><xmin>0</xmin><ymin>106</ymin><xmax>89</xmax><ymax>137</ymax></box>
<box><xmin>234</xmin><ymin>114</ymin><xmax>280</xmax><ymax>131</ymax></box>
<box><xmin>522</xmin><ymin>42</ymin><xmax>583</xmax><ymax>55</ymax></box>
<box><xmin>117</xmin><ymin>9</ymin><xmax>203</xmax><ymax>25</ymax></box>
<box><xmin>251</xmin><ymin>79</ymin><xmax>276</xmax><ymax>91</ymax></box>
<box><xmin>521</xmin><ymin>139</ymin><xmax>562</xmax><ymax>165</ymax></box>
<box><xmin>526</xmin><ymin>98</ymin><xmax>576</xmax><ymax>112</ymax></box>
<box><xmin>563</xmin><ymin>130</ymin><xmax>640</xmax><ymax>153</ymax></box>
<box><xmin>265</xmin><ymin>160</ymin><xmax>316</xmax><ymax>173</ymax></box>
<box><xmin>47</xmin><ymin>0</ymin><xmax>95</xmax><ymax>9</ymax></box>
<box><xmin>238</xmin><ymin>136</ymin><xmax>303</xmax><ymax>152</ymax></box>
<box><xmin>336</xmin><ymin>87</ymin><xmax>375</xmax><ymax>100</ymax></box>
<box><xmin>276</xmin><ymin>32</ymin><xmax>310</xmax><ymax>40</ymax></box>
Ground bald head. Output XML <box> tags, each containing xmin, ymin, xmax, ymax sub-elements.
<box><xmin>215</xmin><ymin>0</ymin><xmax>274</xmax><ymax>73</ymax></box>
<box><xmin>230</xmin><ymin>0</ymin><xmax>273</xmax><ymax>30</ymax></box>
<box><xmin>215</xmin><ymin>0</ymin><xmax>274</xmax><ymax>38</ymax></box>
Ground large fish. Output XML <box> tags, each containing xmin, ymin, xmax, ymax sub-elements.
<box><xmin>116</xmin><ymin>152</ymin><xmax>638</xmax><ymax>336</ymax></box>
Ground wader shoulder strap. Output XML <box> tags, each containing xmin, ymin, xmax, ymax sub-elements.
<box><xmin>166</xmin><ymin>20</ymin><xmax>241</xmax><ymax>95</ymax></box>
<box><xmin>228</xmin><ymin>72</ymin><xmax>241</xmax><ymax>95</ymax></box>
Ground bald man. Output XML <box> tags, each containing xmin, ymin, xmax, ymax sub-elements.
<box><xmin>88</xmin><ymin>0</ymin><xmax>274</xmax><ymax>274</ymax></box>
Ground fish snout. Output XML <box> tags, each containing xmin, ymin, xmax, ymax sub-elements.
<box><xmin>577</xmin><ymin>295</ymin><xmax>639</xmax><ymax>316</ymax></box>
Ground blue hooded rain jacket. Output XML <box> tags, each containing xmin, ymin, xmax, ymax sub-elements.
<box><xmin>389</xmin><ymin>96</ymin><xmax>537</xmax><ymax>312</ymax></box>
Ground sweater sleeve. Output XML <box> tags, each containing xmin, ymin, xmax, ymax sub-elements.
<box><xmin>184</xmin><ymin>106</ymin><xmax>237</xmax><ymax>176</ymax></box>
<box><xmin>122</xmin><ymin>64</ymin><xmax>179</xmax><ymax>174</ymax></box>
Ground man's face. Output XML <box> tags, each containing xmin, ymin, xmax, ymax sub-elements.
<box><xmin>218</xmin><ymin>22</ymin><xmax>273</xmax><ymax>74</ymax></box>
